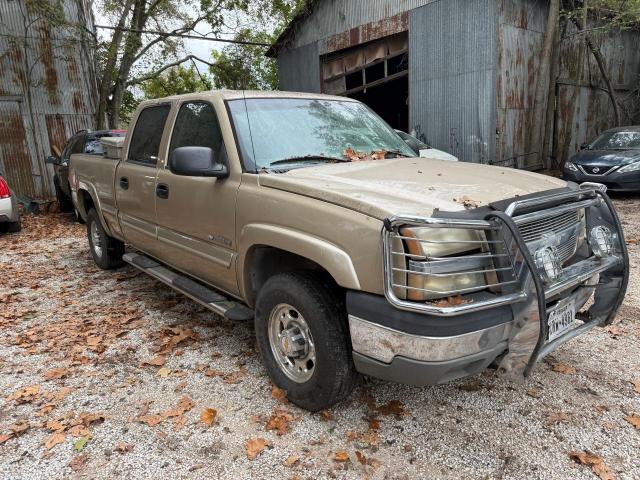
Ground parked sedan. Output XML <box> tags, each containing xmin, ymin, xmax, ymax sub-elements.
<box><xmin>395</xmin><ymin>130</ymin><xmax>459</xmax><ymax>161</ymax></box>
<box><xmin>46</xmin><ymin>129</ymin><xmax>127</xmax><ymax>212</ymax></box>
<box><xmin>563</xmin><ymin>126</ymin><xmax>640</xmax><ymax>192</ymax></box>
<box><xmin>0</xmin><ymin>173</ymin><xmax>21</xmax><ymax>233</ymax></box>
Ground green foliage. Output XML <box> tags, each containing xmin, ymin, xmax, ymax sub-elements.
<box><xmin>141</xmin><ymin>65</ymin><xmax>212</xmax><ymax>98</ymax></box>
<box><xmin>208</xmin><ymin>0</ymin><xmax>306</xmax><ymax>90</ymax></box>
<box><xmin>563</xmin><ymin>0</ymin><xmax>640</xmax><ymax>33</ymax></box>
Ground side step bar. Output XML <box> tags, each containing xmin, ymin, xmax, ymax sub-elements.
<box><xmin>123</xmin><ymin>252</ymin><xmax>254</xmax><ymax>321</ymax></box>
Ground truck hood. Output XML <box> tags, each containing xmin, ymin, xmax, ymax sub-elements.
<box><xmin>259</xmin><ymin>158</ymin><xmax>567</xmax><ymax>220</ymax></box>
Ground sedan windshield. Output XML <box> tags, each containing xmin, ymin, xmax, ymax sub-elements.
<box><xmin>227</xmin><ymin>98</ymin><xmax>415</xmax><ymax>171</ymax></box>
<box><xmin>589</xmin><ymin>130</ymin><xmax>640</xmax><ymax>150</ymax></box>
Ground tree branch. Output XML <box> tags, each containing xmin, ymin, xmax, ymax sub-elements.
<box><xmin>126</xmin><ymin>55</ymin><xmax>215</xmax><ymax>85</ymax></box>
<box><xmin>132</xmin><ymin>16</ymin><xmax>206</xmax><ymax>64</ymax></box>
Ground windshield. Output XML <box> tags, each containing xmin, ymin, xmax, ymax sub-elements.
<box><xmin>228</xmin><ymin>98</ymin><xmax>415</xmax><ymax>170</ymax></box>
<box><xmin>589</xmin><ymin>130</ymin><xmax>640</xmax><ymax>150</ymax></box>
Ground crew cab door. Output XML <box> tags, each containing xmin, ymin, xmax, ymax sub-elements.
<box><xmin>155</xmin><ymin>100</ymin><xmax>240</xmax><ymax>295</ymax></box>
<box><xmin>115</xmin><ymin>104</ymin><xmax>171</xmax><ymax>256</ymax></box>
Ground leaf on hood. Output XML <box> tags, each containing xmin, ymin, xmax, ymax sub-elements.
<box><xmin>266</xmin><ymin>410</ymin><xmax>293</xmax><ymax>435</ymax></box>
<box><xmin>569</xmin><ymin>451</ymin><xmax>615</xmax><ymax>480</ymax></box>
<box><xmin>246</xmin><ymin>437</ymin><xmax>271</xmax><ymax>460</ymax></box>
<box><xmin>200</xmin><ymin>408</ymin><xmax>217</xmax><ymax>427</ymax></box>
<box><xmin>453</xmin><ymin>195</ymin><xmax>481</xmax><ymax>209</ymax></box>
<box><xmin>624</xmin><ymin>414</ymin><xmax>640</xmax><ymax>430</ymax></box>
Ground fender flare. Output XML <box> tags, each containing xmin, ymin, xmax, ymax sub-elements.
<box><xmin>76</xmin><ymin>182</ymin><xmax>113</xmax><ymax>237</ymax></box>
<box><xmin>238</xmin><ymin>223</ymin><xmax>361</xmax><ymax>299</ymax></box>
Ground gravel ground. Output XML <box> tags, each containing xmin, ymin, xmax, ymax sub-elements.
<box><xmin>1</xmin><ymin>196</ymin><xmax>639</xmax><ymax>480</ymax></box>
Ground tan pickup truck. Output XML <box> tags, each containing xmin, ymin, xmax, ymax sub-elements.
<box><xmin>69</xmin><ymin>90</ymin><xmax>629</xmax><ymax>411</ymax></box>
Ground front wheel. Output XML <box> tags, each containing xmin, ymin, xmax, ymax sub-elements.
<box><xmin>86</xmin><ymin>208</ymin><xmax>124</xmax><ymax>269</ymax></box>
<box><xmin>255</xmin><ymin>272</ymin><xmax>358</xmax><ymax>411</ymax></box>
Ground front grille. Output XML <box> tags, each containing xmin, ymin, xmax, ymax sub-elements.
<box><xmin>518</xmin><ymin>210</ymin><xmax>579</xmax><ymax>242</ymax></box>
<box><xmin>579</xmin><ymin>165</ymin><xmax>615</xmax><ymax>176</ymax></box>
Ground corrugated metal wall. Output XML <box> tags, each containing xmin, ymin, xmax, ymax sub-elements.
<box><xmin>555</xmin><ymin>23</ymin><xmax>640</xmax><ymax>165</ymax></box>
<box><xmin>277</xmin><ymin>42</ymin><xmax>321</xmax><ymax>93</ymax></box>
<box><xmin>409</xmin><ymin>0</ymin><xmax>498</xmax><ymax>163</ymax></box>
<box><xmin>285</xmin><ymin>0</ymin><xmax>435</xmax><ymax>52</ymax></box>
<box><xmin>0</xmin><ymin>0</ymin><xmax>98</xmax><ymax>200</ymax></box>
<box><xmin>495</xmin><ymin>0</ymin><xmax>548</xmax><ymax>169</ymax></box>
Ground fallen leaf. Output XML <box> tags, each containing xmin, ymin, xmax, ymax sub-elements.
<box><xmin>319</xmin><ymin>409</ymin><xmax>334</xmax><ymax>422</ymax></box>
<box><xmin>271</xmin><ymin>386</ymin><xmax>288</xmax><ymax>403</ymax></box>
<box><xmin>266</xmin><ymin>410</ymin><xmax>293</xmax><ymax>435</ymax></box>
<box><xmin>631</xmin><ymin>380</ymin><xmax>640</xmax><ymax>394</ymax></box>
<box><xmin>73</xmin><ymin>436</ymin><xmax>89</xmax><ymax>452</ymax></box>
<box><xmin>44</xmin><ymin>432</ymin><xmax>66</xmax><ymax>450</ymax></box>
<box><xmin>367</xmin><ymin>417</ymin><xmax>381</xmax><ymax>431</ymax></box>
<box><xmin>545</xmin><ymin>411</ymin><xmax>569</xmax><ymax>426</ymax></box>
<box><xmin>246</xmin><ymin>438</ymin><xmax>271</xmax><ymax>460</ymax></box>
<box><xmin>427</xmin><ymin>295</ymin><xmax>473</xmax><ymax>308</ymax></box>
<box><xmin>376</xmin><ymin>400</ymin><xmax>406</xmax><ymax>416</ymax></box>
<box><xmin>453</xmin><ymin>195</ymin><xmax>481</xmax><ymax>209</ymax></box>
<box><xmin>459</xmin><ymin>380</ymin><xmax>482</xmax><ymax>392</ymax></box>
<box><xmin>569</xmin><ymin>451</ymin><xmax>615</xmax><ymax>480</ymax></box>
<box><xmin>624</xmin><ymin>414</ymin><xmax>640</xmax><ymax>429</ymax></box>
<box><xmin>334</xmin><ymin>450</ymin><xmax>350</xmax><ymax>462</ymax></box>
<box><xmin>604</xmin><ymin>325</ymin><xmax>623</xmax><ymax>337</ymax></box>
<box><xmin>44</xmin><ymin>368</ymin><xmax>68</xmax><ymax>380</ymax></box>
<box><xmin>116</xmin><ymin>442</ymin><xmax>134</xmax><ymax>453</ymax></box>
<box><xmin>69</xmin><ymin>454</ymin><xmax>88</xmax><ymax>471</ymax></box>
<box><xmin>355</xmin><ymin>450</ymin><xmax>367</xmax><ymax>465</ymax></box>
<box><xmin>9</xmin><ymin>421</ymin><xmax>29</xmax><ymax>436</ymax></box>
<box><xmin>140</xmin><ymin>355</ymin><xmax>166</xmax><ymax>367</ymax></box>
<box><xmin>138</xmin><ymin>414</ymin><xmax>164</xmax><ymax>427</ymax></box>
<box><xmin>284</xmin><ymin>455</ymin><xmax>299</xmax><ymax>467</ymax></box>
<box><xmin>0</xmin><ymin>434</ymin><xmax>12</xmax><ymax>444</ymax></box>
<box><xmin>200</xmin><ymin>408</ymin><xmax>217</xmax><ymax>427</ymax></box>
<box><xmin>157</xmin><ymin>367</ymin><xmax>171</xmax><ymax>378</ymax></box>
<box><xmin>527</xmin><ymin>388</ymin><xmax>542</xmax><ymax>398</ymax></box>
<box><xmin>552</xmin><ymin>363</ymin><xmax>576</xmax><ymax>375</ymax></box>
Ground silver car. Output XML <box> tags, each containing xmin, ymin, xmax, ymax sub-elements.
<box><xmin>0</xmin><ymin>174</ymin><xmax>21</xmax><ymax>233</ymax></box>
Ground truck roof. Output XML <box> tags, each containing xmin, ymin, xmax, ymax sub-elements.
<box><xmin>136</xmin><ymin>90</ymin><xmax>357</xmax><ymax>108</ymax></box>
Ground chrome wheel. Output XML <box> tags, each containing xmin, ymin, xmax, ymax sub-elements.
<box><xmin>268</xmin><ymin>303</ymin><xmax>316</xmax><ymax>383</ymax></box>
<box><xmin>90</xmin><ymin>221</ymin><xmax>102</xmax><ymax>258</ymax></box>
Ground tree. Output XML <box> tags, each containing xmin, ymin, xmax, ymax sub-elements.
<box><xmin>207</xmin><ymin>0</ymin><xmax>305</xmax><ymax>89</ymax></box>
<box><xmin>95</xmin><ymin>0</ymin><xmax>242</xmax><ymax>128</ymax></box>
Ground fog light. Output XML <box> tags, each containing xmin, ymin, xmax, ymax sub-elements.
<box><xmin>589</xmin><ymin>225</ymin><xmax>614</xmax><ymax>258</ymax></box>
<box><xmin>534</xmin><ymin>246</ymin><xmax>562</xmax><ymax>283</ymax></box>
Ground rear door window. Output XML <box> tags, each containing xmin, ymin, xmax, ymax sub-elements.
<box><xmin>169</xmin><ymin>101</ymin><xmax>225</xmax><ymax>161</ymax></box>
<box><xmin>127</xmin><ymin>105</ymin><xmax>171</xmax><ymax>166</ymax></box>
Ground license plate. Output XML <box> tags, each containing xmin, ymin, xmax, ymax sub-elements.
<box><xmin>547</xmin><ymin>301</ymin><xmax>576</xmax><ymax>342</ymax></box>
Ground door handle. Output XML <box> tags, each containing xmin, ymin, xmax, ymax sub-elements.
<box><xmin>156</xmin><ymin>183</ymin><xmax>169</xmax><ymax>199</ymax></box>
<box><xmin>119</xmin><ymin>177</ymin><xmax>129</xmax><ymax>190</ymax></box>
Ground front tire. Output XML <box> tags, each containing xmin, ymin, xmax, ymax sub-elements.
<box><xmin>86</xmin><ymin>208</ymin><xmax>124</xmax><ymax>269</ymax></box>
<box><xmin>255</xmin><ymin>272</ymin><xmax>358</xmax><ymax>411</ymax></box>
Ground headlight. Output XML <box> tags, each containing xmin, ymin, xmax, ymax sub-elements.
<box><xmin>618</xmin><ymin>161</ymin><xmax>640</xmax><ymax>173</ymax></box>
<box><xmin>399</xmin><ymin>227</ymin><xmax>491</xmax><ymax>300</ymax></box>
<box><xmin>565</xmin><ymin>162</ymin><xmax>578</xmax><ymax>172</ymax></box>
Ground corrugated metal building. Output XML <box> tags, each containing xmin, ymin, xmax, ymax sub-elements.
<box><xmin>0</xmin><ymin>0</ymin><xmax>98</xmax><ymax>200</ymax></box>
<box><xmin>268</xmin><ymin>0</ymin><xmax>640</xmax><ymax>168</ymax></box>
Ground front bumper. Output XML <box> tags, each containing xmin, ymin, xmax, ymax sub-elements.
<box><xmin>349</xmin><ymin>187</ymin><xmax>628</xmax><ymax>386</ymax></box>
<box><xmin>0</xmin><ymin>196</ymin><xmax>19</xmax><ymax>223</ymax></box>
<box><xmin>563</xmin><ymin>168</ymin><xmax>640</xmax><ymax>192</ymax></box>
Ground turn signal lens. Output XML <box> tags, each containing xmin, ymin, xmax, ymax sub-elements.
<box><xmin>589</xmin><ymin>225</ymin><xmax>614</xmax><ymax>258</ymax></box>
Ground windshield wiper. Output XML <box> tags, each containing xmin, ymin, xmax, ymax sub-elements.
<box><xmin>269</xmin><ymin>155</ymin><xmax>350</xmax><ymax>166</ymax></box>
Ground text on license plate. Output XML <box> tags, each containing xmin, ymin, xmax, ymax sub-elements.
<box><xmin>547</xmin><ymin>301</ymin><xmax>576</xmax><ymax>342</ymax></box>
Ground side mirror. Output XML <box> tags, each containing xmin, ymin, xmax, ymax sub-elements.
<box><xmin>168</xmin><ymin>146</ymin><xmax>228</xmax><ymax>178</ymax></box>
<box><xmin>46</xmin><ymin>155</ymin><xmax>59</xmax><ymax>165</ymax></box>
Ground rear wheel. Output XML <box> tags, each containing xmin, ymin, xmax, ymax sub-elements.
<box><xmin>255</xmin><ymin>272</ymin><xmax>358</xmax><ymax>411</ymax></box>
<box><xmin>0</xmin><ymin>219</ymin><xmax>21</xmax><ymax>233</ymax></box>
<box><xmin>86</xmin><ymin>208</ymin><xmax>124</xmax><ymax>269</ymax></box>
<box><xmin>54</xmin><ymin>176</ymin><xmax>73</xmax><ymax>212</ymax></box>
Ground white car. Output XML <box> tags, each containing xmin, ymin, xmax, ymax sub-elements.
<box><xmin>0</xmin><ymin>174</ymin><xmax>21</xmax><ymax>233</ymax></box>
<box><xmin>395</xmin><ymin>130</ymin><xmax>458</xmax><ymax>162</ymax></box>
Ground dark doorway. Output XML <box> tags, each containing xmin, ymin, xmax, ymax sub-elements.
<box><xmin>349</xmin><ymin>75</ymin><xmax>409</xmax><ymax>132</ymax></box>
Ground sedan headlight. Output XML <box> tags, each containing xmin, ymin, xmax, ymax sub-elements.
<box><xmin>618</xmin><ymin>161</ymin><xmax>640</xmax><ymax>173</ymax></box>
<box><xmin>565</xmin><ymin>162</ymin><xmax>578</xmax><ymax>172</ymax></box>
<box><xmin>398</xmin><ymin>227</ymin><xmax>492</xmax><ymax>301</ymax></box>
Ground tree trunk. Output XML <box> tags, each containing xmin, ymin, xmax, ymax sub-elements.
<box><xmin>527</xmin><ymin>0</ymin><xmax>560</xmax><ymax>169</ymax></box>
<box><xmin>96</xmin><ymin>0</ymin><xmax>134</xmax><ymax>129</ymax></box>
<box><xmin>570</xmin><ymin>16</ymin><xmax>621</xmax><ymax>126</ymax></box>
<box><xmin>543</xmin><ymin>21</ymin><xmax>562</xmax><ymax>170</ymax></box>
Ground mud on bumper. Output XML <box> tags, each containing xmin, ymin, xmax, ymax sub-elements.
<box><xmin>348</xmin><ymin>185</ymin><xmax>629</xmax><ymax>385</ymax></box>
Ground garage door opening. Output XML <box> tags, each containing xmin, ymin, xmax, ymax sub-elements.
<box><xmin>321</xmin><ymin>33</ymin><xmax>409</xmax><ymax>131</ymax></box>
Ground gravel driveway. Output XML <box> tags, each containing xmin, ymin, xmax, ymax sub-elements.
<box><xmin>1</xmin><ymin>196</ymin><xmax>639</xmax><ymax>480</ymax></box>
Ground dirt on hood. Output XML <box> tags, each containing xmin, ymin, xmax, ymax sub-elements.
<box><xmin>259</xmin><ymin>157</ymin><xmax>567</xmax><ymax>220</ymax></box>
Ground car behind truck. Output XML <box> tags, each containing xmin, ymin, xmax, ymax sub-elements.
<box><xmin>69</xmin><ymin>91</ymin><xmax>629</xmax><ymax>411</ymax></box>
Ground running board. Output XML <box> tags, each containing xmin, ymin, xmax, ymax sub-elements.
<box><xmin>123</xmin><ymin>252</ymin><xmax>254</xmax><ymax>321</ymax></box>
